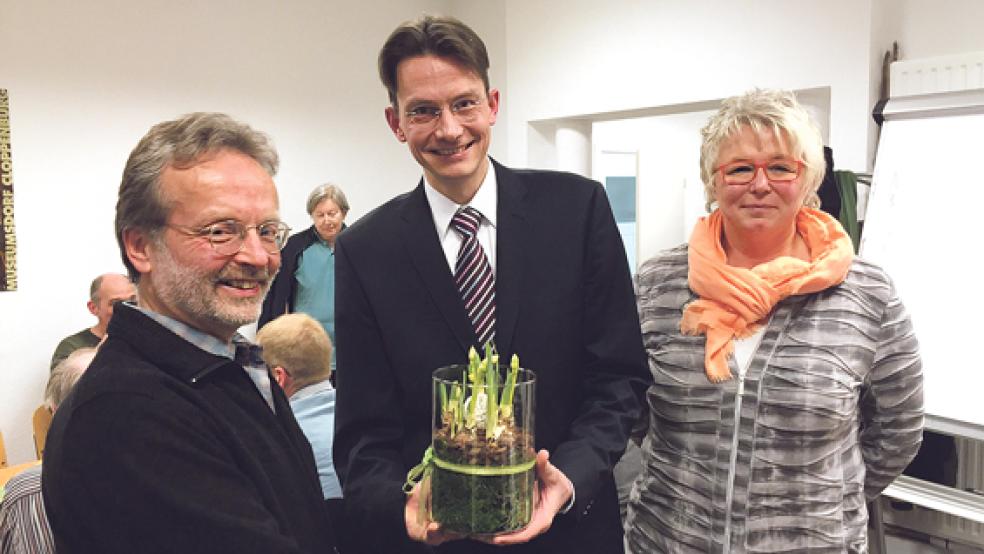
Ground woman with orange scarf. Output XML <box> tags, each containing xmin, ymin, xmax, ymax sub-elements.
<box><xmin>625</xmin><ymin>89</ymin><xmax>923</xmax><ymax>553</ymax></box>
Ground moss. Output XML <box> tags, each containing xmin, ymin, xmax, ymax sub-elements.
<box><xmin>431</xmin><ymin>465</ymin><xmax>534</xmax><ymax>535</ymax></box>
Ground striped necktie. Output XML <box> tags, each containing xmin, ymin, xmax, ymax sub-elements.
<box><xmin>451</xmin><ymin>207</ymin><xmax>495</xmax><ymax>346</ymax></box>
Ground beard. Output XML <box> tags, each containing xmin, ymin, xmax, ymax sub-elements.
<box><xmin>150</xmin><ymin>240</ymin><xmax>273</xmax><ymax>335</ymax></box>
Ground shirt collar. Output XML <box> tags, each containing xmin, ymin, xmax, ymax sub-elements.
<box><xmin>289</xmin><ymin>378</ymin><xmax>334</xmax><ymax>401</ymax></box>
<box><xmin>133</xmin><ymin>304</ymin><xmax>242</xmax><ymax>360</ymax></box>
<box><xmin>423</xmin><ymin>158</ymin><xmax>498</xmax><ymax>238</ymax></box>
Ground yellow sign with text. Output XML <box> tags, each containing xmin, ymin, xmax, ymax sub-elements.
<box><xmin>1</xmin><ymin>88</ymin><xmax>17</xmax><ymax>291</ymax></box>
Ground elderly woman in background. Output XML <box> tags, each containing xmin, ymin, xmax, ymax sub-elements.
<box><xmin>625</xmin><ymin>89</ymin><xmax>923</xmax><ymax>553</ymax></box>
<box><xmin>260</xmin><ymin>183</ymin><xmax>349</xmax><ymax>369</ymax></box>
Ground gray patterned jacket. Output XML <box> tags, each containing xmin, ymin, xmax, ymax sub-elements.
<box><xmin>625</xmin><ymin>245</ymin><xmax>923</xmax><ymax>554</ymax></box>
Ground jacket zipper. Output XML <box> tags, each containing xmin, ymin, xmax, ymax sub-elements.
<box><xmin>721</xmin><ymin>371</ymin><xmax>745</xmax><ymax>553</ymax></box>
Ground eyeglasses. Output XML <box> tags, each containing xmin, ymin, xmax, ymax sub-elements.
<box><xmin>715</xmin><ymin>159</ymin><xmax>803</xmax><ymax>185</ymax></box>
<box><xmin>405</xmin><ymin>97</ymin><xmax>483</xmax><ymax>127</ymax></box>
<box><xmin>167</xmin><ymin>220</ymin><xmax>291</xmax><ymax>256</ymax></box>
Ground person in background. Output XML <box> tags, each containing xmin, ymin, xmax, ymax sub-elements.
<box><xmin>256</xmin><ymin>312</ymin><xmax>356</xmax><ymax>552</ymax></box>
<box><xmin>49</xmin><ymin>274</ymin><xmax>134</xmax><ymax>369</ymax></box>
<box><xmin>625</xmin><ymin>88</ymin><xmax>923</xmax><ymax>553</ymax></box>
<box><xmin>333</xmin><ymin>15</ymin><xmax>649</xmax><ymax>553</ymax></box>
<box><xmin>259</xmin><ymin>183</ymin><xmax>349</xmax><ymax>371</ymax></box>
<box><xmin>1</xmin><ymin>347</ymin><xmax>96</xmax><ymax>554</ymax></box>
<box><xmin>42</xmin><ymin>112</ymin><xmax>335</xmax><ymax>554</ymax></box>
<box><xmin>256</xmin><ymin>312</ymin><xmax>341</xmax><ymax>500</ymax></box>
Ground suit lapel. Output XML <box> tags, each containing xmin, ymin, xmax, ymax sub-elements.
<box><xmin>399</xmin><ymin>181</ymin><xmax>475</xmax><ymax>352</ymax></box>
<box><xmin>493</xmin><ymin>161</ymin><xmax>528</xmax><ymax>358</ymax></box>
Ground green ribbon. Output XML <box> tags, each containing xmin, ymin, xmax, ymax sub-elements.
<box><xmin>404</xmin><ymin>446</ymin><xmax>435</xmax><ymax>494</ymax></box>
<box><xmin>404</xmin><ymin>446</ymin><xmax>536</xmax><ymax>494</ymax></box>
<box><xmin>432</xmin><ymin>455</ymin><xmax>536</xmax><ymax>476</ymax></box>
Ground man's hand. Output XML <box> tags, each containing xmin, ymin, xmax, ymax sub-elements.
<box><xmin>489</xmin><ymin>449</ymin><xmax>574</xmax><ymax>546</ymax></box>
<box><xmin>404</xmin><ymin>479</ymin><xmax>462</xmax><ymax>546</ymax></box>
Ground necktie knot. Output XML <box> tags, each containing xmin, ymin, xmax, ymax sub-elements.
<box><xmin>451</xmin><ymin>207</ymin><xmax>483</xmax><ymax>239</ymax></box>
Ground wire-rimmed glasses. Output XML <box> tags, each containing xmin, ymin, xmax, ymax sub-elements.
<box><xmin>167</xmin><ymin>219</ymin><xmax>291</xmax><ymax>256</ymax></box>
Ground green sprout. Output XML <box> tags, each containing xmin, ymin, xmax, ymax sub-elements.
<box><xmin>499</xmin><ymin>354</ymin><xmax>520</xmax><ymax>421</ymax></box>
<box><xmin>486</xmin><ymin>354</ymin><xmax>499</xmax><ymax>440</ymax></box>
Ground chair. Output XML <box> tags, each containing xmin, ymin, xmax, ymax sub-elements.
<box><xmin>1</xmin><ymin>430</ymin><xmax>7</xmax><ymax>468</ymax></box>
<box><xmin>33</xmin><ymin>405</ymin><xmax>53</xmax><ymax>460</ymax></box>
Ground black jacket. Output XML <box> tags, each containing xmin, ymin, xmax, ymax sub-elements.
<box><xmin>259</xmin><ymin>225</ymin><xmax>320</xmax><ymax>329</ymax></box>
<box><xmin>42</xmin><ymin>304</ymin><xmax>336</xmax><ymax>553</ymax></box>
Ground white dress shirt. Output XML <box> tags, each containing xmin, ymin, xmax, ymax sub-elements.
<box><xmin>423</xmin><ymin>162</ymin><xmax>498</xmax><ymax>276</ymax></box>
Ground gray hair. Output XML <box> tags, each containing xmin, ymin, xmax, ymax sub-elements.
<box><xmin>115</xmin><ymin>112</ymin><xmax>279</xmax><ymax>282</ymax></box>
<box><xmin>306</xmin><ymin>183</ymin><xmax>350</xmax><ymax>215</ymax></box>
<box><xmin>45</xmin><ymin>347</ymin><xmax>97</xmax><ymax>410</ymax></box>
<box><xmin>699</xmin><ymin>89</ymin><xmax>825</xmax><ymax>212</ymax></box>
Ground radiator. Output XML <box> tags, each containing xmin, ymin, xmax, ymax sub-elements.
<box><xmin>950</xmin><ymin>437</ymin><xmax>984</xmax><ymax>545</ymax></box>
<box><xmin>891</xmin><ymin>51</ymin><xmax>984</xmax><ymax>97</ymax></box>
<box><xmin>883</xmin><ymin>437</ymin><xmax>984</xmax><ymax>549</ymax></box>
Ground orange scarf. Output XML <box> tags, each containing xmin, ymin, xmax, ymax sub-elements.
<box><xmin>681</xmin><ymin>207</ymin><xmax>854</xmax><ymax>383</ymax></box>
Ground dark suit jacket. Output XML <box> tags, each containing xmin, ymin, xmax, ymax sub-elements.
<box><xmin>333</xmin><ymin>160</ymin><xmax>650</xmax><ymax>553</ymax></box>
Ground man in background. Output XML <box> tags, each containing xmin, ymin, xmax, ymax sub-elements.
<box><xmin>1</xmin><ymin>347</ymin><xmax>96</xmax><ymax>554</ymax></box>
<box><xmin>256</xmin><ymin>312</ymin><xmax>341</xmax><ymax>500</ymax></box>
<box><xmin>42</xmin><ymin>112</ymin><xmax>335</xmax><ymax>553</ymax></box>
<box><xmin>333</xmin><ymin>15</ymin><xmax>649</xmax><ymax>553</ymax></box>
<box><xmin>49</xmin><ymin>273</ymin><xmax>134</xmax><ymax>369</ymax></box>
<box><xmin>257</xmin><ymin>312</ymin><xmax>354</xmax><ymax>552</ymax></box>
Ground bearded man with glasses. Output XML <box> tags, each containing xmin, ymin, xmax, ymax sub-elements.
<box><xmin>41</xmin><ymin>112</ymin><xmax>336</xmax><ymax>554</ymax></box>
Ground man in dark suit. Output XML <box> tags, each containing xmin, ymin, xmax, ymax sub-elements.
<box><xmin>333</xmin><ymin>15</ymin><xmax>650</xmax><ymax>553</ymax></box>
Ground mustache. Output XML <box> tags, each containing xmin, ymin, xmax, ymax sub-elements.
<box><xmin>217</xmin><ymin>265</ymin><xmax>273</xmax><ymax>282</ymax></box>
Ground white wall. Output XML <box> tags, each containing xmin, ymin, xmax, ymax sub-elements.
<box><xmin>873</xmin><ymin>0</ymin><xmax>984</xmax><ymax>60</ymax></box>
<box><xmin>504</xmin><ymin>0</ymin><xmax>875</xmax><ymax>175</ymax></box>
<box><xmin>0</xmin><ymin>0</ymin><xmax>456</xmax><ymax>465</ymax></box>
<box><xmin>593</xmin><ymin>110</ymin><xmax>715</xmax><ymax>266</ymax></box>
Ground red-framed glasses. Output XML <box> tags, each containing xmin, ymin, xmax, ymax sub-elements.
<box><xmin>715</xmin><ymin>159</ymin><xmax>803</xmax><ymax>185</ymax></box>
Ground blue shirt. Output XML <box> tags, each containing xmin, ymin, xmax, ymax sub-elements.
<box><xmin>289</xmin><ymin>380</ymin><xmax>342</xmax><ymax>499</ymax></box>
<box><xmin>135</xmin><ymin>305</ymin><xmax>275</xmax><ymax>411</ymax></box>
<box><xmin>293</xmin><ymin>240</ymin><xmax>336</xmax><ymax>369</ymax></box>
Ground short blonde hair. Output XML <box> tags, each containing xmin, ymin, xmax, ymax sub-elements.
<box><xmin>256</xmin><ymin>313</ymin><xmax>332</xmax><ymax>390</ymax></box>
<box><xmin>699</xmin><ymin>89</ymin><xmax>825</xmax><ymax>212</ymax></box>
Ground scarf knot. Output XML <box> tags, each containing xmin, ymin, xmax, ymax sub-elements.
<box><xmin>681</xmin><ymin>207</ymin><xmax>854</xmax><ymax>383</ymax></box>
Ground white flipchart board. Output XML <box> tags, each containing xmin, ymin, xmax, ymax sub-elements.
<box><xmin>860</xmin><ymin>90</ymin><xmax>984</xmax><ymax>438</ymax></box>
